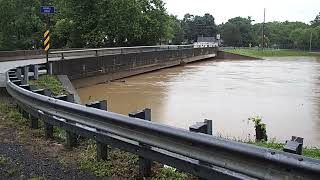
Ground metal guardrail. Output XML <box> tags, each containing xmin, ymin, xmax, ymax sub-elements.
<box><xmin>5</xmin><ymin>55</ymin><xmax>320</xmax><ymax>179</ymax></box>
<box><xmin>49</xmin><ymin>45</ymin><xmax>194</xmax><ymax>60</ymax></box>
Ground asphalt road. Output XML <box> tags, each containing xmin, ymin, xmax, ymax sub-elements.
<box><xmin>0</xmin><ymin>58</ymin><xmax>47</xmax><ymax>87</ymax></box>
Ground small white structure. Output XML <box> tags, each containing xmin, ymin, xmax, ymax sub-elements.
<box><xmin>194</xmin><ymin>37</ymin><xmax>218</xmax><ymax>48</ymax></box>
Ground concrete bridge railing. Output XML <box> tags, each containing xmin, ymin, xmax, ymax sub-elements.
<box><xmin>0</xmin><ymin>45</ymin><xmax>194</xmax><ymax>62</ymax></box>
<box><xmin>52</xmin><ymin>47</ymin><xmax>217</xmax><ymax>88</ymax></box>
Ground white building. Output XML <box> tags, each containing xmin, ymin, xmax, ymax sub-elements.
<box><xmin>194</xmin><ymin>37</ymin><xmax>218</xmax><ymax>48</ymax></box>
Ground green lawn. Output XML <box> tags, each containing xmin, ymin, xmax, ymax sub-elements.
<box><xmin>224</xmin><ymin>48</ymin><xmax>319</xmax><ymax>58</ymax></box>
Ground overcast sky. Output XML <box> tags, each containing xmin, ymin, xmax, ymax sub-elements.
<box><xmin>164</xmin><ymin>0</ymin><xmax>320</xmax><ymax>24</ymax></box>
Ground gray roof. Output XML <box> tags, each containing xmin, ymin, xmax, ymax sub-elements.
<box><xmin>197</xmin><ymin>37</ymin><xmax>216</xmax><ymax>42</ymax></box>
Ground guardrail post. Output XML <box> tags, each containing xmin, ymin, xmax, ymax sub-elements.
<box><xmin>30</xmin><ymin>115</ymin><xmax>39</xmax><ymax>129</ymax></box>
<box><xmin>189</xmin><ymin>119</ymin><xmax>213</xmax><ymax>135</ymax></box>
<box><xmin>62</xmin><ymin>94</ymin><xmax>78</xmax><ymax>149</ymax></box>
<box><xmin>48</xmin><ymin>63</ymin><xmax>53</xmax><ymax>75</ymax></box>
<box><xmin>129</xmin><ymin>108</ymin><xmax>152</xmax><ymax>179</ymax></box>
<box><xmin>95</xmin><ymin>50</ymin><xmax>98</xmax><ymax>57</ymax></box>
<box><xmin>61</xmin><ymin>53</ymin><xmax>64</xmax><ymax>60</ymax></box>
<box><xmin>283</xmin><ymin>136</ymin><xmax>304</xmax><ymax>155</ymax></box>
<box><xmin>189</xmin><ymin>119</ymin><xmax>213</xmax><ymax>180</ymax></box>
<box><xmin>16</xmin><ymin>67</ymin><xmax>22</xmax><ymax>80</ymax></box>
<box><xmin>44</xmin><ymin>122</ymin><xmax>54</xmax><ymax>139</ymax></box>
<box><xmin>33</xmin><ymin>64</ymin><xmax>39</xmax><ymax>80</ymax></box>
<box><xmin>22</xmin><ymin>66</ymin><xmax>29</xmax><ymax>84</ymax></box>
<box><xmin>86</xmin><ymin>100</ymin><xmax>108</xmax><ymax>160</ymax></box>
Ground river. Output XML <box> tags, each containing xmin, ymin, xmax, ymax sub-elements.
<box><xmin>75</xmin><ymin>56</ymin><xmax>320</xmax><ymax>147</ymax></box>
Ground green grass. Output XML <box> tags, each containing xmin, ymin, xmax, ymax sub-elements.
<box><xmin>78</xmin><ymin>140</ymin><xmax>190</xmax><ymax>179</ymax></box>
<box><xmin>224</xmin><ymin>48</ymin><xmax>319</xmax><ymax>58</ymax></box>
<box><xmin>78</xmin><ymin>140</ymin><xmax>139</xmax><ymax>177</ymax></box>
<box><xmin>0</xmin><ymin>155</ymin><xmax>17</xmax><ymax>177</ymax></box>
<box><xmin>153</xmin><ymin>167</ymin><xmax>188</xmax><ymax>180</ymax></box>
<box><xmin>30</xmin><ymin>75</ymin><xmax>67</xmax><ymax>96</ymax></box>
<box><xmin>0</xmin><ymin>155</ymin><xmax>10</xmax><ymax>165</ymax></box>
<box><xmin>248</xmin><ymin>140</ymin><xmax>320</xmax><ymax>160</ymax></box>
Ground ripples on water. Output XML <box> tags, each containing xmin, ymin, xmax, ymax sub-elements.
<box><xmin>76</xmin><ymin>56</ymin><xmax>320</xmax><ymax>147</ymax></box>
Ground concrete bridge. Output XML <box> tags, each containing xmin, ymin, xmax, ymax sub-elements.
<box><xmin>0</xmin><ymin>45</ymin><xmax>258</xmax><ymax>88</ymax></box>
<box><xmin>0</xmin><ymin>45</ymin><xmax>219</xmax><ymax>87</ymax></box>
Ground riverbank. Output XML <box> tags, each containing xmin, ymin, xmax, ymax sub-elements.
<box><xmin>224</xmin><ymin>48</ymin><xmax>320</xmax><ymax>58</ymax></box>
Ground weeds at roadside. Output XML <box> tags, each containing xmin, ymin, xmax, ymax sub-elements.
<box><xmin>0</xmin><ymin>154</ymin><xmax>17</xmax><ymax>177</ymax></box>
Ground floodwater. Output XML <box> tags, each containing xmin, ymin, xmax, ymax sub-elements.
<box><xmin>75</xmin><ymin>57</ymin><xmax>320</xmax><ymax>147</ymax></box>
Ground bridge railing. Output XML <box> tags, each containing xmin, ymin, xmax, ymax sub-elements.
<box><xmin>0</xmin><ymin>45</ymin><xmax>194</xmax><ymax>62</ymax></box>
<box><xmin>49</xmin><ymin>45</ymin><xmax>194</xmax><ymax>60</ymax></box>
<box><xmin>5</xmin><ymin>49</ymin><xmax>320</xmax><ymax>179</ymax></box>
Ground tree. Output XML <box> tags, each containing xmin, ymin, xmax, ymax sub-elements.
<box><xmin>0</xmin><ymin>0</ymin><xmax>44</xmax><ymax>50</ymax></box>
<box><xmin>168</xmin><ymin>15</ymin><xmax>184</xmax><ymax>44</ymax></box>
<box><xmin>311</xmin><ymin>12</ymin><xmax>320</xmax><ymax>27</ymax></box>
<box><xmin>182</xmin><ymin>13</ymin><xmax>217</xmax><ymax>43</ymax></box>
<box><xmin>53</xmin><ymin>0</ymin><xmax>171</xmax><ymax>48</ymax></box>
<box><xmin>221</xmin><ymin>17</ymin><xmax>254</xmax><ymax>47</ymax></box>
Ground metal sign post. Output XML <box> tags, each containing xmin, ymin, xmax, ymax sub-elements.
<box><xmin>40</xmin><ymin>0</ymin><xmax>55</xmax><ymax>70</ymax></box>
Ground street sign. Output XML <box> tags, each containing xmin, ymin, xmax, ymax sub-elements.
<box><xmin>40</xmin><ymin>6</ymin><xmax>55</xmax><ymax>14</ymax></box>
<box><xmin>216</xmin><ymin>34</ymin><xmax>221</xmax><ymax>40</ymax></box>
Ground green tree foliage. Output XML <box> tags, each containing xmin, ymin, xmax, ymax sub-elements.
<box><xmin>168</xmin><ymin>15</ymin><xmax>184</xmax><ymax>44</ymax></box>
<box><xmin>311</xmin><ymin>12</ymin><xmax>320</xmax><ymax>27</ymax></box>
<box><xmin>252</xmin><ymin>21</ymin><xmax>309</xmax><ymax>48</ymax></box>
<box><xmin>182</xmin><ymin>13</ymin><xmax>217</xmax><ymax>43</ymax></box>
<box><xmin>219</xmin><ymin>15</ymin><xmax>320</xmax><ymax>50</ymax></box>
<box><xmin>53</xmin><ymin>0</ymin><xmax>171</xmax><ymax>48</ymax></box>
<box><xmin>0</xmin><ymin>0</ymin><xmax>44</xmax><ymax>50</ymax></box>
<box><xmin>0</xmin><ymin>0</ymin><xmax>171</xmax><ymax>50</ymax></box>
<box><xmin>220</xmin><ymin>17</ymin><xmax>254</xmax><ymax>47</ymax></box>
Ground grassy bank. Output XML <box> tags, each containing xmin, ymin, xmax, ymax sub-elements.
<box><xmin>30</xmin><ymin>75</ymin><xmax>67</xmax><ymax>96</ymax></box>
<box><xmin>250</xmin><ymin>140</ymin><xmax>320</xmax><ymax>159</ymax></box>
<box><xmin>224</xmin><ymin>48</ymin><xmax>320</xmax><ymax>58</ymax></box>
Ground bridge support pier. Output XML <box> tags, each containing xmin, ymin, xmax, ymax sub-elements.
<box><xmin>129</xmin><ymin>108</ymin><xmax>152</xmax><ymax>179</ymax></box>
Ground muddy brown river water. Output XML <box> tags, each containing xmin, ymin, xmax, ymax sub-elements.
<box><xmin>75</xmin><ymin>56</ymin><xmax>320</xmax><ymax>147</ymax></box>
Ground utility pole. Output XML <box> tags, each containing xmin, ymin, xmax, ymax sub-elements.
<box><xmin>309</xmin><ymin>31</ymin><xmax>313</xmax><ymax>52</ymax></box>
<box><xmin>262</xmin><ymin>8</ymin><xmax>266</xmax><ymax>50</ymax></box>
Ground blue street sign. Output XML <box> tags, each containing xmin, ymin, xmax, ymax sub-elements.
<box><xmin>40</xmin><ymin>6</ymin><xmax>55</xmax><ymax>14</ymax></box>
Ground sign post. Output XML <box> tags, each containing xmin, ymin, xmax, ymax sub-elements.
<box><xmin>40</xmin><ymin>1</ymin><xmax>55</xmax><ymax>69</ymax></box>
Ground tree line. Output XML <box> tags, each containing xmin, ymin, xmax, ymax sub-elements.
<box><xmin>0</xmin><ymin>0</ymin><xmax>319</xmax><ymax>51</ymax></box>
